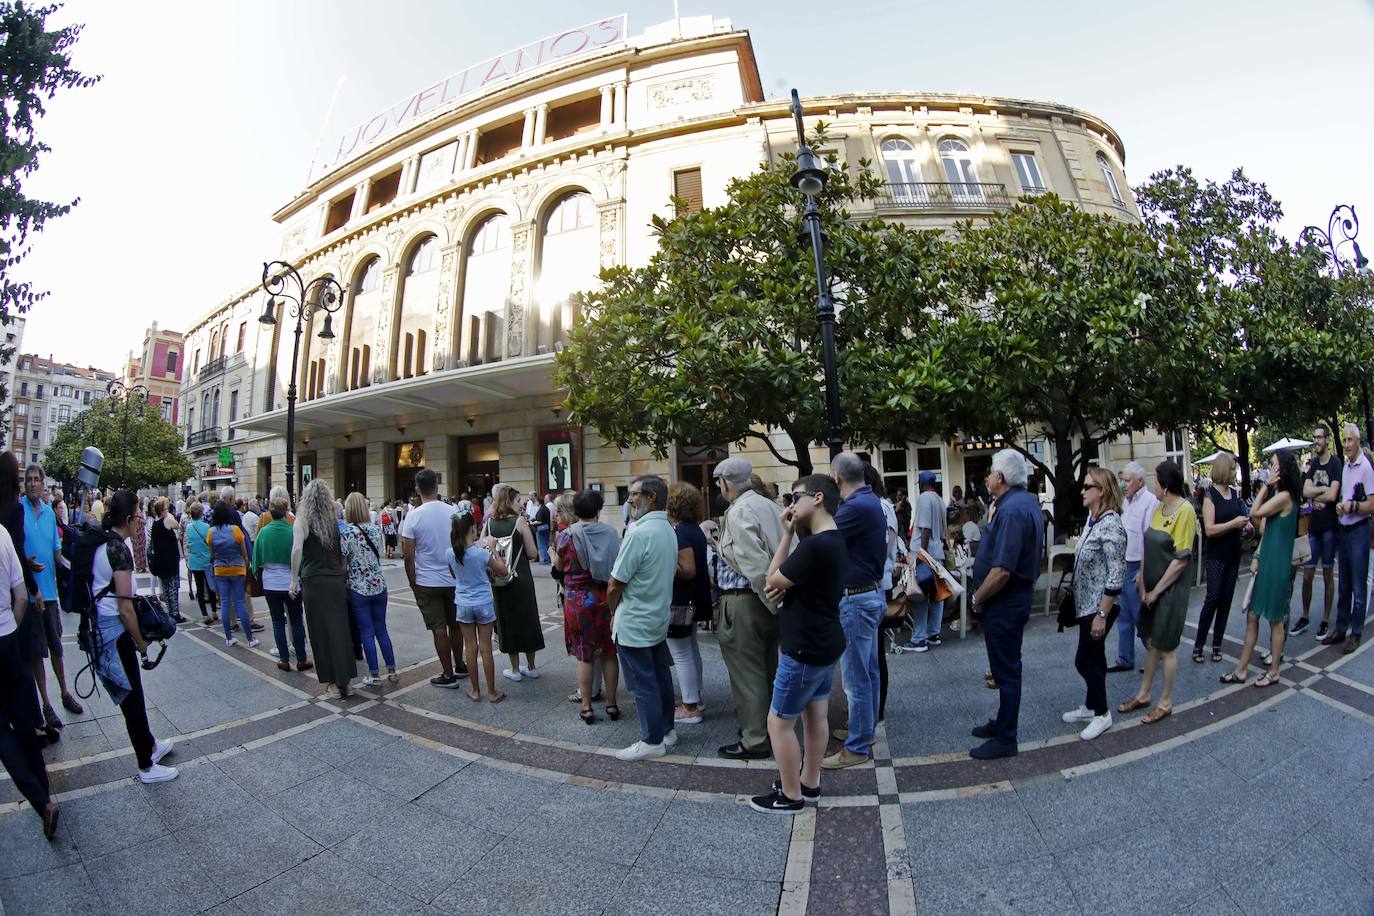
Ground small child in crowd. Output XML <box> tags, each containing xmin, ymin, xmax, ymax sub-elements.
<box><xmin>447</xmin><ymin>514</ymin><xmax>508</xmax><ymax>703</ymax></box>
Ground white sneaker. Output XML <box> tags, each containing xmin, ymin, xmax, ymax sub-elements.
<box><xmin>519</xmin><ymin>665</ymin><xmax>540</xmax><ymax>679</ymax></box>
<box><xmin>137</xmin><ymin>763</ymin><xmax>179</xmax><ymax>784</ymax></box>
<box><xmin>1079</xmin><ymin>713</ymin><xmax>1113</xmax><ymax>741</ymax></box>
<box><xmin>675</xmin><ymin>707</ymin><xmax>704</xmax><ymax>725</ymax></box>
<box><xmin>247</xmin><ymin>638</ymin><xmax>261</xmax><ymax>649</ymax></box>
<box><xmin>151</xmin><ymin>738</ymin><xmax>173</xmax><ymax>764</ymax></box>
<box><xmin>502</xmin><ymin>669</ymin><xmax>523</xmax><ymax>682</ymax></box>
<box><xmin>614</xmin><ymin>740</ymin><xmax>666</xmax><ymax>761</ymax></box>
<box><xmin>662</xmin><ymin>729</ymin><xmax>678</xmax><ymax>747</ymax></box>
<box><xmin>225</xmin><ymin>638</ymin><xmax>236</xmax><ymax>648</ymax></box>
<box><xmin>360</xmin><ymin>675</ymin><xmax>381</xmax><ymax>687</ymax></box>
<box><xmin>1061</xmin><ymin>705</ymin><xmax>1094</xmax><ymax>724</ymax></box>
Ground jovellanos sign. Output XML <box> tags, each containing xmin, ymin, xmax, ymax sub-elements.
<box><xmin>324</xmin><ymin>15</ymin><xmax>628</xmax><ymax>174</ymax></box>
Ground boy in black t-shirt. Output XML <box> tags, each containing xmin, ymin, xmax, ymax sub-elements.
<box><xmin>750</xmin><ymin>475</ymin><xmax>848</xmax><ymax>814</ymax></box>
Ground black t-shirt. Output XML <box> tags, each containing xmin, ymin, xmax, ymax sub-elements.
<box><xmin>1204</xmin><ymin>486</ymin><xmax>1245</xmax><ymax>563</ymax></box>
<box><xmin>671</xmin><ymin>521</ymin><xmax>711</xmax><ymax>617</ymax></box>
<box><xmin>778</xmin><ymin>529</ymin><xmax>848</xmax><ymax>664</ymax></box>
<box><xmin>1305</xmin><ymin>454</ymin><xmax>1343</xmax><ymax>532</ymax></box>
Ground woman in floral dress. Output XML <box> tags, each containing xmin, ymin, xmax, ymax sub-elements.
<box><xmin>556</xmin><ymin>489</ymin><xmax>621</xmax><ymax>724</ymax></box>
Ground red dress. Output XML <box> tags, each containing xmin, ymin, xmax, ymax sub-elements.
<box><xmin>556</xmin><ymin>528</ymin><xmax>615</xmax><ymax>662</ymax></box>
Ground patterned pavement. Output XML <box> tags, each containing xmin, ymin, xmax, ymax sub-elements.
<box><xmin>2</xmin><ymin>562</ymin><xmax>1373</xmax><ymax>915</ymax></box>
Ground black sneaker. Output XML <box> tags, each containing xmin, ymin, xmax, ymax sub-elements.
<box><xmin>430</xmin><ymin>674</ymin><xmax>463</xmax><ymax>689</ymax></box>
<box><xmin>250</xmin><ymin>622</ymin><xmax>265</xmax><ymax>633</ymax></box>
<box><xmin>971</xmin><ymin>720</ymin><xmax>997</xmax><ymax>739</ymax></box>
<box><xmin>454</xmin><ymin>663</ymin><xmax>470</xmax><ymax>677</ymax></box>
<box><xmin>928</xmin><ymin>634</ymin><xmax>943</xmax><ymax>647</ymax></box>
<box><xmin>749</xmin><ymin>788</ymin><xmax>804</xmax><ymax>815</ymax></box>
<box><xmin>1288</xmin><ymin>618</ymin><xmax>1310</xmax><ymax>637</ymax></box>
<box><xmin>1317</xmin><ymin>621</ymin><xmax>1329</xmax><ymax>639</ymax></box>
<box><xmin>771</xmin><ymin>778</ymin><xmax>820</xmax><ymax>803</ymax></box>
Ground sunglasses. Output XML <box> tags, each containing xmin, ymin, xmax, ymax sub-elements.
<box><xmin>792</xmin><ymin>490</ymin><xmax>820</xmax><ymax>500</ymax></box>
<box><xmin>1083</xmin><ymin>483</ymin><xmax>1101</xmax><ymax>491</ymax></box>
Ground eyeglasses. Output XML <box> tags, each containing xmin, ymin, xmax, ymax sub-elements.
<box><xmin>1083</xmin><ymin>483</ymin><xmax>1102</xmax><ymax>491</ymax></box>
<box><xmin>628</xmin><ymin>490</ymin><xmax>643</xmax><ymax>501</ymax></box>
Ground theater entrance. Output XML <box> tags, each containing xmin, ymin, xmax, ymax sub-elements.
<box><xmin>394</xmin><ymin>441</ymin><xmax>425</xmax><ymax>502</ymax></box>
<box><xmin>456</xmin><ymin>434</ymin><xmax>500</xmax><ymax>500</ymax></box>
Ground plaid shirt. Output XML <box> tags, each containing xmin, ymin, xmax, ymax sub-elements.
<box><xmin>709</xmin><ymin>545</ymin><xmax>752</xmax><ymax>591</ymax></box>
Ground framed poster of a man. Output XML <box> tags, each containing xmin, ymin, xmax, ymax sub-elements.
<box><xmin>538</xmin><ymin>428</ymin><xmax>581</xmax><ymax>493</ymax></box>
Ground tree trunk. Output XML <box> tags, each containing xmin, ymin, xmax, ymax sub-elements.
<box><xmin>788</xmin><ymin>430</ymin><xmax>814</xmax><ymax>477</ymax></box>
<box><xmin>1051</xmin><ymin>433</ymin><xmax>1079</xmax><ymax>536</ymax></box>
<box><xmin>1235</xmin><ymin>412</ymin><xmax>1252</xmax><ymax>500</ymax></box>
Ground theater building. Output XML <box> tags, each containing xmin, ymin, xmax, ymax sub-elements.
<box><xmin>181</xmin><ymin>14</ymin><xmax>1187</xmax><ymax>512</ymax></box>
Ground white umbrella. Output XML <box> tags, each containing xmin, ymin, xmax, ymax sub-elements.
<box><xmin>1192</xmin><ymin>451</ymin><xmax>1224</xmax><ymax>465</ymax></box>
<box><xmin>1263</xmin><ymin>437</ymin><xmax>1313</xmax><ymax>454</ymax></box>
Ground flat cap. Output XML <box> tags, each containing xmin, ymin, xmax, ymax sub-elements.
<box><xmin>712</xmin><ymin>456</ymin><xmax>753</xmax><ymax>485</ymax></box>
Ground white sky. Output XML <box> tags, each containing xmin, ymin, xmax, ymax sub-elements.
<box><xmin>19</xmin><ymin>0</ymin><xmax>1374</xmax><ymax>369</ymax></box>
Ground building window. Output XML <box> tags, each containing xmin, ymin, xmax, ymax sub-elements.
<box><xmin>14</xmin><ymin>404</ymin><xmax>24</xmax><ymax>417</ymax></box>
<box><xmin>162</xmin><ymin>401</ymin><xmax>172</xmax><ymax>420</ymax></box>
<box><xmin>545</xmin><ymin>95</ymin><xmax>601</xmax><ymax>143</ymax></box>
<box><xmin>937</xmin><ymin>139</ymin><xmax>979</xmax><ymax>195</ymax></box>
<box><xmin>475</xmin><ymin>118</ymin><xmax>524</xmax><ymax>165</ymax></box>
<box><xmin>1097</xmin><ymin>153</ymin><xmax>1123</xmax><ymax>203</ymax></box>
<box><xmin>57</xmin><ymin>405</ymin><xmax>70</xmax><ymax>423</ymax></box>
<box><xmin>237</xmin><ymin>322</ymin><xmax>246</xmax><ymax>353</ymax></box>
<box><xmin>355</xmin><ymin>258</ymin><xmax>382</xmax><ymax>294</ymax></box>
<box><xmin>229</xmin><ymin>389</ymin><xmax>238</xmax><ymax>424</ymax></box>
<box><xmin>536</xmin><ymin>191</ymin><xmax>597</xmax><ymax>354</ymax></box>
<box><xmin>880</xmin><ymin>138</ymin><xmax>921</xmax><ymax>192</ymax></box>
<box><xmin>1164</xmin><ymin>429</ymin><xmax>1187</xmax><ymax>466</ymax></box>
<box><xmin>35</xmin><ymin>384</ymin><xmax>42</xmax><ymax>399</ymax></box>
<box><xmin>192</xmin><ymin>349</ymin><xmax>201</xmax><ymax>373</ymax></box>
<box><xmin>188</xmin><ymin>407</ymin><xmax>194</xmax><ymax>433</ymax></box>
<box><xmin>462</xmin><ymin>213</ymin><xmax>512</xmax><ymax>365</ymax></box>
<box><xmin>211</xmin><ymin>389</ymin><xmax>220</xmax><ymax>428</ymax></box>
<box><xmin>672</xmin><ymin>167</ymin><xmax>703</xmax><ymax>215</ymax></box>
<box><xmin>366</xmin><ymin>169</ymin><xmax>401</xmax><ymax>213</ymax></box>
<box><xmin>1012</xmin><ymin>152</ymin><xmax>1046</xmax><ymax>193</ymax></box>
<box><xmin>325</xmin><ymin>191</ymin><xmax>355</xmax><ymax>234</ymax></box>
<box><xmin>18</xmin><ymin>381</ymin><xmax>26</xmax><ymax>396</ymax></box>
<box><xmin>406</xmin><ymin>236</ymin><xmax>439</xmax><ymax>275</ymax></box>
<box><xmin>166</xmin><ymin>350</ymin><xmax>178</xmax><ymax>373</ymax></box>
<box><xmin>83</xmin><ymin>390</ymin><xmax>90</xmax><ymax>404</ymax></box>
<box><xmin>30</xmin><ymin>430</ymin><xmax>37</xmax><ymax>442</ymax></box>
<box><xmin>30</xmin><ymin>453</ymin><xmax>36</xmax><ymax>464</ymax></box>
<box><xmin>415</xmin><ymin>141</ymin><xmax>458</xmax><ymax>194</ymax></box>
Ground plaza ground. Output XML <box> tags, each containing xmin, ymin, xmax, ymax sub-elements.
<box><xmin>2</xmin><ymin>562</ymin><xmax>1372</xmax><ymax>915</ymax></box>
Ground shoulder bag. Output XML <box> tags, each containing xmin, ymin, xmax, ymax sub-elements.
<box><xmin>482</xmin><ymin>518</ymin><xmax>521</xmax><ymax>587</ymax></box>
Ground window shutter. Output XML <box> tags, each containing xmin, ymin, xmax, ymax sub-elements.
<box><xmin>673</xmin><ymin>168</ymin><xmax>703</xmax><ymax>214</ymax></box>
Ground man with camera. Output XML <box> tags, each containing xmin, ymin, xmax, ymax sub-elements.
<box><xmin>1324</xmin><ymin>424</ymin><xmax>1374</xmax><ymax>653</ymax></box>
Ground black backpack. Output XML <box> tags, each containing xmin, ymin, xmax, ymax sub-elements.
<box><xmin>69</xmin><ymin>526</ymin><xmax>119</xmax><ymax>697</ymax></box>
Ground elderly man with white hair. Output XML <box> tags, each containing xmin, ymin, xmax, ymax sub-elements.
<box><xmin>713</xmin><ymin>456</ymin><xmax>785</xmax><ymax>760</ymax></box>
<box><xmin>968</xmin><ymin>449</ymin><xmax>1044</xmax><ymax>759</ymax></box>
<box><xmin>1109</xmin><ymin>461</ymin><xmax>1158</xmax><ymax>673</ymax></box>
<box><xmin>1324</xmin><ymin>423</ymin><xmax>1374</xmax><ymax>653</ymax></box>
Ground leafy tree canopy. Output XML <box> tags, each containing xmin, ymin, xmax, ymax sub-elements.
<box><xmin>44</xmin><ymin>397</ymin><xmax>193</xmax><ymax>492</ymax></box>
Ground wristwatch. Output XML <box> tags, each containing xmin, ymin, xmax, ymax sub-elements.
<box><xmin>1096</xmin><ymin>609</ymin><xmax>1107</xmax><ymax>619</ymax></box>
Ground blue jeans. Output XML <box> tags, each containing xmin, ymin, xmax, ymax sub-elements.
<box><xmin>348</xmin><ymin>588</ymin><xmax>395</xmax><ymax>674</ymax></box>
<box><xmin>1305</xmin><ymin>527</ymin><xmax>1338</xmax><ymax>570</ymax></box>
<box><xmin>615</xmin><ymin>639</ymin><xmax>674</xmax><ymax>745</ymax></box>
<box><xmin>770</xmin><ymin>653</ymin><xmax>834</xmax><ymax>719</ymax></box>
<box><xmin>982</xmin><ymin>599</ymin><xmax>1031</xmax><ymax>745</ymax></box>
<box><xmin>912</xmin><ymin>597</ymin><xmax>944</xmax><ymax>643</ymax></box>
<box><xmin>535</xmin><ymin>524</ymin><xmax>551</xmax><ymax>565</ymax></box>
<box><xmin>263</xmin><ymin>589</ymin><xmax>307</xmax><ymax>664</ymax></box>
<box><xmin>1115</xmin><ymin>560</ymin><xmax>1145</xmax><ymax>667</ymax></box>
<box><xmin>839</xmin><ymin>590</ymin><xmax>885</xmax><ymax>756</ymax></box>
<box><xmin>214</xmin><ymin>575</ymin><xmax>251</xmax><ymax>641</ymax></box>
<box><xmin>1335</xmin><ymin>521</ymin><xmax>1369</xmax><ymax>637</ymax></box>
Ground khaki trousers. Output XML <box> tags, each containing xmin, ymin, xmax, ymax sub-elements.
<box><xmin>717</xmin><ymin>592</ymin><xmax>780</xmax><ymax>751</ymax></box>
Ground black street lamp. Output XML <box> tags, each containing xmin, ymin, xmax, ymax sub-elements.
<box><xmin>259</xmin><ymin>260</ymin><xmax>344</xmax><ymax>507</ymax></box>
<box><xmin>789</xmin><ymin>88</ymin><xmax>844</xmax><ymax>459</ymax></box>
<box><xmin>1301</xmin><ymin>205</ymin><xmax>1372</xmax><ymax>442</ymax></box>
<box><xmin>105</xmin><ymin>379</ymin><xmax>149</xmax><ymax>486</ymax></box>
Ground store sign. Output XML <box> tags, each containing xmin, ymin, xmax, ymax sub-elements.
<box><xmin>217</xmin><ymin>446</ymin><xmax>235</xmax><ymax>471</ymax></box>
<box><xmin>325</xmin><ymin>15</ymin><xmax>628</xmax><ymax>171</ymax></box>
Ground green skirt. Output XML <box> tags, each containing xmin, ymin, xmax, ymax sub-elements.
<box><xmin>1141</xmin><ymin>528</ymin><xmax>1191</xmax><ymax>652</ymax></box>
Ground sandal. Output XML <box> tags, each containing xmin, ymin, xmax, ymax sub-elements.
<box><xmin>1142</xmin><ymin>706</ymin><xmax>1172</xmax><ymax>724</ymax></box>
<box><xmin>1192</xmin><ymin>648</ymin><xmax>1205</xmax><ymax>664</ymax></box>
<box><xmin>984</xmin><ymin>672</ymin><xmax>998</xmax><ymax>690</ymax></box>
<box><xmin>579</xmin><ymin>706</ymin><xmax>596</xmax><ymax>725</ymax></box>
<box><xmin>1254</xmin><ymin>672</ymin><xmax>1280</xmax><ymax>688</ymax></box>
<box><xmin>1219</xmin><ymin>672</ymin><xmax>1247</xmax><ymax>685</ymax></box>
<box><xmin>1117</xmin><ymin>697</ymin><xmax>1150</xmax><ymax>714</ymax></box>
<box><xmin>1210</xmin><ymin>651</ymin><xmax>1223</xmax><ymax>663</ymax></box>
<box><xmin>605</xmin><ymin>705</ymin><xmax>621</xmax><ymax>721</ymax></box>
<box><xmin>468</xmin><ymin>691</ymin><xmax>482</xmax><ymax>703</ymax></box>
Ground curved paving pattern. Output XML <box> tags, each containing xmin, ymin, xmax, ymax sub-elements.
<box><xmin>3</xmin><ymin>564</ymin><xmax>1373</xmax><ymax>914</ymax></box>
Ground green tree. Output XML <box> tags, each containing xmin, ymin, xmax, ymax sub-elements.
<box><xmin>45</xmin><ymin>397</ymin><xmax>193</xmax><ymax>491</ymax></box>
<box><xmin>555</xmin><ymin>132</ymin><xmax>963</xmax><ymax>475</ymax></box>
<box><xmin>0</xmin><ymin>2</ymin><xmax>100</xmax><ymax>409</ymax></box>
<box><xmin>1135</xmin><ymin>167</ymin><xmax>1366</xmax><ymax>497</ymax></box>
<box><xmin>941</xmin><ymin>193</ymin><xmax>1204</xmax><ymax>531</ymax></box>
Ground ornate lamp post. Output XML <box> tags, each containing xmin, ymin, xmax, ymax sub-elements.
<box><xmin>789</xmin><ymin>88</ymin><xmax>844</xmax><ymax>459</ymax></box>
<box><xmin>258</xmin><ymin>260</ymin><xmax>343</xmax><ymax>507</ymax></box>
<box><xmin>1301</xmin><ymin>205</ymin><xmax>1371</xmax><ymax>441</ymax></box>
<box><xmin>105</xmin><ymin>380</ymin><xmax>149</xmax><ymax>486</ymax></box>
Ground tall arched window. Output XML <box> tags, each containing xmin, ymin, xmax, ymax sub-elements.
<box><xmin>1097</xmin><ymin>153</ymin><xmax>1123</xmax><ymax>203</ymax></box>
<box><xmin>297</xmin><ymin>275</ymin><xmax>332</xmax><ymax>402</ymax></box>
<box><xmin>536</xmin><ymin>191</ymin><xmax>596</xmax><ymax>353</ymax></box>
<box><xmin>211</xmin><ymin>388</ymin><xmax>221</xmax><ymax>428</ymax></box>
<box><xmin>344</xmin><ymin>256</ymin><xmax>383</xmax><ymax>390</ymax></box>
<box><xmin>938</xmin><ymin>139</ymin><xmax>979</xmax><ymax>198</ymax></box>
<box><xmin>880</xmin><ymin>138</ymin><xmax>921</xmax><ymax>200</ymax></box>
<box><xmin>461</xmin><ymin>214</ymin><xmax>512</xmax><ymax>365</ymax></box>
<box><xmin>218</xmin><ymin>322</ymin><xmax>230</xmax><ymax>359</ymax></box>
<box><xmin>208</xmin><ymin>330</ymin><xmax>219</xmax><ymax>363</ymax></box>
<box><xmin>395</xmin><ymin>235</ymin><xmax>439</xmax><ymax>379</ymax></box>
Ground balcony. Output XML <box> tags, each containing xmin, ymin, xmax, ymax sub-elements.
<box><xmin>187</xmin><ymin>428</ymin><xmax>222</xmax><ymax>449</ymax></box>
<box><xmin>875</xmin><ymin>182</ymin><xmax>1014</xmax><ymax>211</ymax></box>
<box><xmin>195</xmin><ymin>352</ymin><xmax>245</xmax><ymax>381</ymax></box>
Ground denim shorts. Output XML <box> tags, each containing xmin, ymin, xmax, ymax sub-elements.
<box><xmin>456</xmin><ymin>602</ymin><xmax>496</xmax><ymax>625</ymax></box>
<box><xmin>1305</xmin><ymin>527</ymin><xmax>1338</xmax><ymax>570</ymax></box>
<box><xmin>769</xmin><ymin>652</ymin><xmax>835</xmax><ymax>719</ymax></box>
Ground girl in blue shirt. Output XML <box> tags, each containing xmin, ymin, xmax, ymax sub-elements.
<box><xmin>447</xmin><ymin>514</ymin><xmax>508</xmax><ymax>703</ymax></box>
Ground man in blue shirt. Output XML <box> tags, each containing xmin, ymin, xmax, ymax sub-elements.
<box><xmin>970</xmin><ymin>450</ymin><xmax>1044</xmax><ymax>759</ymax></box>
<box><xmin>22</xmin><ymin>463</ymin><xmax>82</xmax><ymax>725</ymax></box>
<box><xmin>823</xmin><ymin>452</ymin><xmax>889</xmax><ymax>769</ymax></box>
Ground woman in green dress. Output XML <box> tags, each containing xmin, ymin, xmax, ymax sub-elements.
<box><xmin>487</xmin><ymin>484</ymin><xmax>544</xmax><ymax>682</ymax></box>
<box><xmin>1223</xmin><ymin>450</ymin><xmax>1300</xmax><ymax>688</ymax></box>
<box><xmin>1119</xmin><ymin>460</ymin><xmax>1197</xmax><ymax>724</ymax></box>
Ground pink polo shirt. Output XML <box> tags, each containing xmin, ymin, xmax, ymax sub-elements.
<box><xmin>1339</xmin><ymin>452</ymin><xmax>1374</xmax><ymax>527</ymax></box>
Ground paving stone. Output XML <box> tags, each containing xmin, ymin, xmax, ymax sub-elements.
<box><xmin>338</xmin><ymin>735</ymin><xmax>465</xmax><ymax>800</ymax></box>
<box><xmin>138</xmin><ymin>759</ymin><xmax>258</xmax><ymax>833</ymax></box>
<box><xmin>171</xmin><ymin>806</ymin><xmax>322</xmax><ymax>898</ymax></box>
<box><xmin>635</xmin><ymin>796</ymin><xmax>790</xmax><ymax>881</ymax></box>
<box><xmin>432</xmin><ymin>843</ymin><xmax>628</xmax><ymax>916</ymax></box>
<box><xmin>1053</xmin><ymin>825</ymin><xmax>1213</xmax><ymax>915</ymax></box>
<box><xmin>1015</xmin><ymin>768</ymin><xmax>1158</xmax><ymax>849</ymax></box>
<box><xmin>233</xmin><ymin>851</ymin><xmax>433</xmax><ymax>915</ymax></box>
<box><xmin>903</xmin><ymin>790</ymin><xmax>1048</xmax><ymax>878</ymax></box>
<box><xmin>84</xmin><ymin>833</ymin><xmax>230</xmax><ymax>915</ymax></box>
<box><xmin>214</xmin><ymin>738</ymin><xmax>333</xmax><ymax>797</ymax></box>
<box><xmin>274</xmin><ymin>769</ymin><xmax>405</xmax><ymax>847</ymax></box>
<box><xmin>807</xmin><ymin>878</ymin><xmax>891</xmax><ymax>916</ymax></box>
<box><xmin>411</xmin><ymin>762</ymin><xmax>559</xmax><ymax>832</ymax></box>
<box><xmin>604</xmin><ymin>865</ymin><xmax>781</xmax><ymax>916</ymax></box>
<box><xmin>0</xmin><ymin>806</ymin><xmax>82</xmax><ymax>878</ymax></box>
<box><xmin>0</xmin><ymin>863</ymin><xmax>100</xmax><ymax>916</ymax></box>
<box><xmin>284</xmin><ymin>718</ymin><xmax>399</xmax><ymax>767</ymax></box>
<box><xmin>332</xmin><ymin>803</ymin><xmax>500</xmax><ymax>903</ymax></box>
<box><xmin>915</xmin><ymin>854</ymin><xmax>1080</xmax><ymax>915</ymax></box>
<box><xmin>488</xmin><ymin>782</ymin><xmax>670</xmax><ymax>866</ymax></box>
<box><xmin>1223</xmin><ymin>835</ymin><xmax>1374</xmax><ymax>916</ymax></box>
<box><xmin>61</xmin><ymin>782</ymin><xmax>167</xmax><ymax>858</ymax></box>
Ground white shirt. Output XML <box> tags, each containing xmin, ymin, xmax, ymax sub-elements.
<box><xmin>0</xmin><ymin>526</ymin><xmax>25</xmax><ymax>636</ymax></box>
<box><xmin>525</xmin><ymin>499</ymin><xmax>540</xmax><ymax>521</ymax></box>
<box><xmin>243</xmin><ymin>511</ymin><xmax>260</xmax><ymax>539</ymax></box>
<box><xmin>400</xmin><ymin>498</ymin><xmax>457</xmax><ymax>587</ymax></box>
<box><xmin>1122</xmin><ymin>486</ymin><xmax>1160</xmax><ymax>564</ymax></box>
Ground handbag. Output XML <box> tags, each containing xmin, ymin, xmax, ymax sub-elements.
<box><xmin>669</xmin><ymin>604</ymin><xmax>695</xmax><ymax>628</ymax></box>
<box><xmin>1056</xmin><ymin>589</ymin><xmax>1077</xmax><ymax>631</ymax></box>
<box><xmin>1291</xmin><ymin>535</ymin><xmax>1312</xmax><ymax>569</ymax></box>
<box><xmin>482</xmin><ymin>518</ymin><xmax>521</xmax><ymax>587</ymax></box>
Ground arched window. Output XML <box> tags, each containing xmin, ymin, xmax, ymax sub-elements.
<box><xmin>297</xmin><ymin>275</ymin><xmax>332</xmax><ymax>402</ymax></box>
<box><xmin>396</xmin><ymin>236</ymin><xmax>440</xmax><ymax>379</ymax></box>
<box><xmin>218</xmin><ymin>322</ymin><xmax>229</xmax><ymax>359</ymax></box>
<box><xmin>354</xmin><ymin>257</ymin><xmax>382</xmax><ymax>294</ymax></box>
<box><xmin>208</xmin><ymin>330</ymin><xmax>219</xmax><ymax>362</ymax></box>
<box><xmin>406</xmin><ymin>236</ymin><xmax>439</xmax><ymax>276</ymax></box>
<box><xmin>462</xmin><ymin>213</ymin><xmax>512</xmax><ymax>365</ymax></box>
<box><xmin>344</xmin><ymin>257</ymin><xmax>383</xmax><ymax>390</ymax></box>
<box><xmin>938</xmin><ymin>139</ymin><xmax>978</xmax><ymax>197</ymax></box>
<box><xmin>1097</xmin><ymin>153</ymin><xmax>1123</xmax><ymax>203</ymax></box>
<box><xmin>536</xmin><ymin>191</ymin><xmax>597</xmax><ymax>353</ymax></box>
<box><xmin>880</xmin><ymin>138</ymin><xmax>921</xmax><ymax>197</ymax></box>
<box><xmin>211</xmin><ymin>388</ymin><xmax>221</xmax><ymax>428</ymax></box>
<box><xmin>200</xmin><ymin>392</ymin><xmax>210</xmax><ymax>429</ymax></box>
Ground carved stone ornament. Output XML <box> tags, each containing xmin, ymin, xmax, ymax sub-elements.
<box><xmin>594</xmin><ymin>158</ymin><xmax>625</xmax><ymax>184</ymax></box>
<box><xmin>648</xmin><ymin>76</ymin><xmax>716</xmax><ymax>109</ymax></box>
<box><xmin>432</xmin><ymin>248</ymin><xmax>458</xmax><ymax>372</ymax></box>
<box><xmin>281</xmin><ymin>225</ymin><xmax>307</xmax><ymax>255</ymax></box>
<box><xmin>506</xmin><ymin>225</ymin><xmax>533</xmax><ymax>357</ymax></box>
<box><xmin>385</xmin><ymin>227</ymin><xmax>404</xmax><ymax>251</ymax></box>
<box><xmin>512</xmin><ymin>181</ymin><xmax>539</xmax><ymax>213</ymax></box>
<box><xmin>443</xmin><ymin>198</ymin><xmax>465</xmax><ymax>226</ymax></box>
<box><xmin>598</xmin><ymin>207</ymin><xmax>620</xmax><ymax>269</ymax></box>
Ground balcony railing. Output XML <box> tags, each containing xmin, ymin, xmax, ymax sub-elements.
<box><xmin>875</xmin><ymin>182</ymin><xmax>1014</xmax><ymax>211</ymax></box>
<box><xmin>196</xmin><ymin>352</ymin><xmax>246</xmax><ymax>381</ymax></box>
<box><xmin>187</xmin><ymin>428</ymin><xmax>222</xmax><ymax>449</ymax></box>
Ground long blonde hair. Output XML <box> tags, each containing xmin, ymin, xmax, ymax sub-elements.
<box><xmin>343</xmin><ymin>491</ymin><xmax>370</xmax><ymax>525</ymax></box>
<box><xmin>490</xmin><ymin>483</ymin><xmax>520</xmax><ymax>519</ymax></box>
<box><xmin>297</xmin><ymin>478</ymin><xmax>338</xmax><ymax>550</ymax></box>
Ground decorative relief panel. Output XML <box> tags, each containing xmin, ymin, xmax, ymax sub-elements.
<box><xmin>432</xmin><ymin>246</ymin><xmax>459</xmax><ymax>372</ymax></box>
<box><xmin>648</xmin><ymin>76</ymin><xmax>716</xmax><ymax>109</ymax></box>
<box><xmin>374</xmin><ymin>266</ymin><xmax>400</xmax><ymax>383</ymax></box>
<box><xmin>598</xmin><ymin>206</ymin><xmax>620</xmax><ymax>270</ymax></box>
<box><xmin>506</xmin><ymin>225</ymin><xmax>533</xmax><ymax>358</ymax></box>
